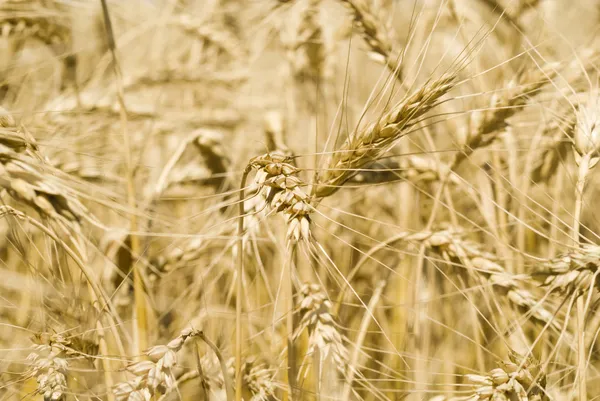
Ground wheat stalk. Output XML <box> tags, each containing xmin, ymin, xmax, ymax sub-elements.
<box><xmin>568</xmin><ymin>89</ymin><xmax>600</xmax><ymax>401</ymax></box>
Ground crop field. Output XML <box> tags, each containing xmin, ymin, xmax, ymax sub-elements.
<box><xmin>1</xmin><ymin>0</ymin><xmax>600</xmax><ymax>400</ymax></box>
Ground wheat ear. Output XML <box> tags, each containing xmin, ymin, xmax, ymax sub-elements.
<box><xmin>313</xmin><ymin>73</ymin><xmax>455</xmax><ymax>198</ymax></box>
<box><xmin>338</xmin><ymin>0</ymin><xmax>402</xmax><ymax>81</ymax></box>
<box><xmin>463</xmin><ymin>351</ymin><xmax>547</xmax><ymax>401</ymax></box>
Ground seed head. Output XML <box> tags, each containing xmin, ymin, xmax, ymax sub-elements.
<box><xmin>574</xmin><ymin>92</ymin><xmax>600</xmax><ymax>156</ymax></box>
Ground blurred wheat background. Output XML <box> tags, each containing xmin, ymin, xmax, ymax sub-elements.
<box><xmin>2</xmin><ymin>0</ymin><xmax>600</xmax><ymax>400</ymax></box>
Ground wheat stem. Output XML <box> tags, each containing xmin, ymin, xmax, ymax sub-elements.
<box><xmin>99</xmin><ymin>0</ymin><xmax>147</xmax><ymax>355</ymax></box>
<box><xmin>198</xmin><ymin>331</ymin><xmax>234</xmax><ymax>401</ymax></box>
<box><xmin>342</xmin><ymin>277</ymin><xmax>387</xmax><ymax>401</ymax></box>
<box><xmin>286</xmin><ymin>241</ymin><xmax>298</xmax><ymax>400</ymax></box>
<box><xmin>194</xmin><ymin>340</ymin><xmax>210</xmax><ymax>400</ymax></box>
<box><xmin>573</xmin><ymin>152</ymin><xmax>592</xmax><ymax>401</ymax></box>
<box><xmin>236</xmin><ymin>166</ymin><xmax>251</xmax><ymax>401</ymax></box>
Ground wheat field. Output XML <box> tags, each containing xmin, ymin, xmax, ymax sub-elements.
<box><xmin>1</xmin><ymin>0</ymin><xmax>600</xmax><ymax>400</ymax></box>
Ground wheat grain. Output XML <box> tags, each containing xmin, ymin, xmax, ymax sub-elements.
<box><xmin>247</xmin><ymin>152</ymin><xmax>312</xmax><ymax>241</ymax></box>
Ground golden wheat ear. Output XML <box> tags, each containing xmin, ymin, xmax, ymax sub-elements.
<box><xmin>313</xmin><ymin>73</ymin><xmax>456</xmax><ymax>199</ymax></box>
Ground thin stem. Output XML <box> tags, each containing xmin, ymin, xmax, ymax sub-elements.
<box><xmin>198</xmin><ymin>331</ymin><xmax>234</xmax><ymax>401</ymax></box>
<box><xmin>99</xmin><ymin>0</ymin><xmax>147</xmax><ymax>355</ymax></box>
<box><xmin>236</xmin><ymin>166</ymin><xmax>251</xmax><ymax>401</ymax></box>
<box><xmin>313</xmin><ymin>347</ymin><xmax>321</xmax><ymax>401</ymax></box>
<box><xmin>194</xmin><ymin>340</ymin><xmax>210</xmax><ymax>400</ymax></box>
<box><xmin>573</xmin><ymin>152</ymin><xmax>592</xmax><ymax>401</ymax></box>
<box><xmin>572</xmin><ymin>154</ymin><xmax>590</xmax><ymax>245</ymax></box>
<box><xmin>411</xmin><ymin>145</ymin><xmax>484</xmax><ymax>394</ymax></box>
<box><xmin>576</xmin><ymin>296</ymin><xmax>587</xmax><ymax>401</ymax></box>
<box><xmin>342</xmin><ymin>277</ymin><xmax>388</xmax><ymax>401</ymax></box>
<box><xmin>286</xmin><ymin>241</ymin><xmax>298</xmax><ymax>401</ymax></box>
